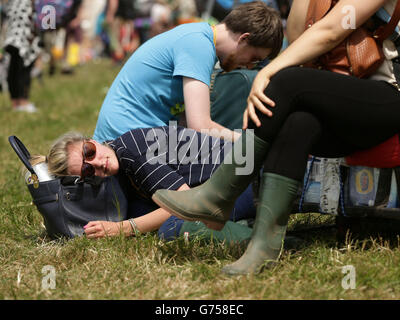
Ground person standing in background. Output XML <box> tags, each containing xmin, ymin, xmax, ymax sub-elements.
<box><xmin>3</xmin><ymin>0</ymin><xmax>42</xmax><ymax>113</ymax></box>
<box><xmin>60</xmin><ymin>0</ymin><xmax>84</xmax><ymax>74</ymax></box>
<box><xmin>104</xmin><ymin>0</ymin><xmax>138</xmax><ymax>63</ymax></box>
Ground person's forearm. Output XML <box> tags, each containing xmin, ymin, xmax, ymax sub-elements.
<box><xmin>196</xmin><ymin>119</ymin><xmax>240</xmax><ymax>142</ymax></box>
<box><xmin>183</xmin><ymin>77</ymin><xmax>240</xmax><ymax>141</ymax></box>
<box><xmin>130</xmin><ymin>208</ymin><xmax>171</xmax><ymax>233</ymax></box>
<box><xmin>120</xmin><ymin>220</ymin><xmax>136</xmax><ymax>236</ymax></box>
<box><xmin>125</xmin><ymin>184</ymin><xmax>191</xmax><ymax>235</ymax></box>
<box><xmin>186</xmin><ymin>115</ymin><xmax>240</xmax><ymax>142</ymax></box>
<box><xmin>119</xmin><ymin>208</ymin><xmax>172</xmax><ymax>235</ymax></box>
<box><xmin>260</xmin><ymin>23</ymin><xmax>348</xmax><ymax>79</ymax></box>
<box><xmin>261</xmin><ymin>0</ymin><xmax>386</xmax><ymax>79</ymax></box>
<box><xmin>210</xmin><ymin>120</ymin><xmax>241</xmax><ymax>142</ymax></box>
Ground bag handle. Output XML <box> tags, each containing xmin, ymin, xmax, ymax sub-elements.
<box><xmin>8</xmin><ymin>136</ymin><xmax>35</xmax><ymax>174</ymax></box>
<box><xmin>374</xmin><ymin>1</ymin><xmax>400</xmax><ymax>42</ymax></box>
<box><xmin>305</xmin><ymin>0</ymin><xmax>332</xmax><ymax>28</ymax></box>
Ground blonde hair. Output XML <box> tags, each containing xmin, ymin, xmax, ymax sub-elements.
<box><xmin>21</xmin><ymin>155</ymin><xmax>46</xmax><ymax>177</ymax></box>
<box><xmin>47</xmin><ymin>132</ymin><xmax>87</xmax><ymax>176</ymax></box>
<box><xmin>29</xmin><ymin>155</ymin><xmax>47</xmax><ymax>166</ymax></box>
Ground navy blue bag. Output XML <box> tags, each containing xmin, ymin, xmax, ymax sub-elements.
<box><xmin>9</xmin><ymin>135</ymin><xmax>128</xmax><ymax>239</ymax></box>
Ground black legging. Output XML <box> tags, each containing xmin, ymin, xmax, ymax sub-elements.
<box><xmin>248</xmin><ymin>67</ymin><xmax>400</xmax><ymax>181</ymax></box>
<box><xmin>5</xmin><ymin>45</ymin><xmax>34</xmax><ymax>100</ymax></box>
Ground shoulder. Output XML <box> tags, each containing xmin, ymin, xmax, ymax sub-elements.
<box><xmin>112</xmin><ymin>127</ymin><xmax>169</xmax><ymax>154</ymax></box>
<box><xmin>109</xmin><ymin>130</ymin><xmax>140</xmax><ymax>153</ymax></box>
<box><xmin>172</xmin><ymin>23</ymin><xmax>213</xmax><ymax>46</ymax></box>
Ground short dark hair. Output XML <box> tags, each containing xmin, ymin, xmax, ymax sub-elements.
<box><xmin>222</xmin><ymin>1</ymin><xmax>284</xmax><ymax>59</ymax></box>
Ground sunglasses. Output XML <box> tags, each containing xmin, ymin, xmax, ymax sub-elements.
<box><xmin>81</xmin><ymin>140</ymin><xmax>96</xmax><ymax>178</ymax></box>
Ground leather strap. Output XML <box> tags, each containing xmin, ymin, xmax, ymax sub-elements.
<box><xmin>33</xmin><ymin>194</ymin><xmax>59</xmax><ymax>206</ymax></box>
<box><xmin>305</xmin><ymin>0</ymin><xmax>332</xmax><ymax>28</ymax></box>
<box><xmin>8</xmin><ymin>136</ymin><xmax>35</xmax><ymax>174</ymax></box>
<box><xmin>211</xmin><ymin>25</ymin><xmax>217</xmax><ymax>46</ymax></box>
<box><xmin>374</xmin><ymin>1</ymin><xmax>400</xmax><ymax>41</ymax></box>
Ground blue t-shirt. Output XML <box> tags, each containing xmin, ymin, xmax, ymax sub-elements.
<box><xmin>93</xmin><ymin>22</ymin><xmax>217</xmax><ymax>142</ymax></box>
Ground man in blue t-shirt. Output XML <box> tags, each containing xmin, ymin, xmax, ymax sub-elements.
<box><xmin>93</xmin><ymin>1</ymin><xmax>283</xmax><ymax>143</ymax></box>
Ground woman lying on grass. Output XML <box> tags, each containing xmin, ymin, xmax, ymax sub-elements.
<box><xmin>46</xmin><ymin>125</ymin><xmax>256</xmax><ymax>243</ymax></box>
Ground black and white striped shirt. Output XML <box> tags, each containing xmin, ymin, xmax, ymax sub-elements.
<box><xmin>108</xmin><ymin>126</ymin><xmax>232</xmax><ymax>200</ymax></box>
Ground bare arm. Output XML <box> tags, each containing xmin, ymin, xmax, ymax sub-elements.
<box><xmin>286</xmin><ymin>0</ymin><xmax>310</xmax><ymax>44</ymax></box>
<box><xmin>84</xmin><ymin>183</ymin><xmax>190</xmax><ymax>238</ymax></box>
<box><xmin>183</xmin><ymin>77</ymin><xmax>241</xmax><ymax>142</ymax></box>
<box><xmin>244</xmin><ymin>0</ymin><xmax>387</xmax><ymax>128</ymax></box>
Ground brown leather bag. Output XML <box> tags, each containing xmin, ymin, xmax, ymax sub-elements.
<box><xmin>305</xmin><ymin>0</ymin><xmax>400</xmax><ymax>78</ymax></box>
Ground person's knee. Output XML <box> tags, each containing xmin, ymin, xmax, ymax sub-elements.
<box><xmin>284</xmin><ymin>111</ymin><xmax>321</xmax><ymax>133</ymax></box>
<box><xmin>266</xmin><ymin>67</ymin><xmax>303</xmax><ymax>94</ymax></box>
<box><xmin>253</xmin><ymin>67</ymin><xmax>305</xmax><ymax>119</ymax></box>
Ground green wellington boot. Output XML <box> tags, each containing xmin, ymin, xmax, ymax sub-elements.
<box><xmin>221</xmin><ymin>172</ymin><xmax>300</xmax><ymax>276</ymax></box>
<box><xmin>180</xmin><ymin>220</ymin><xmax>253</xmax><ymax>245</ymax></box>
<box><xmin>181</xmin><ymin>221</ymin><xmax>303</xmax><ymax>250</ymax></box>
<box><xmin>152</xmin><ymin>130</ymin><xmax>269</xmax><ymax>226</ymax></box>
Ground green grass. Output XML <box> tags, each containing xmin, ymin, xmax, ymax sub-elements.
<box><xmin>1</xmin><ymin>60</ymin><xmax>400</xmax><ymax>300</ymax></box>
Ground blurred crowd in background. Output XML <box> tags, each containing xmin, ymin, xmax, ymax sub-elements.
<box><xmin>0</xmin><ymin>0</ymin><xmax>291</xmax><ymax>113</ymax></box>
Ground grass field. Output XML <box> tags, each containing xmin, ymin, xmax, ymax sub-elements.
<box><xmin>1</xmin><ymin>59</ymin><xmax>400</xmax><ymax>300</ymax></box>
